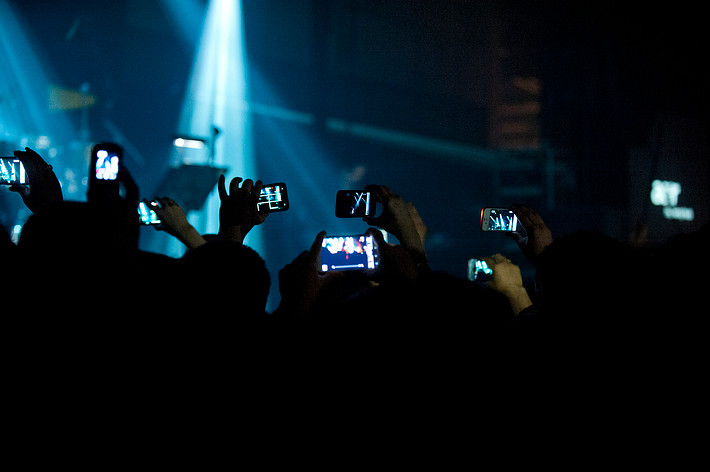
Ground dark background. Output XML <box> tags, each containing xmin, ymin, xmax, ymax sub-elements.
<box><xmin>2</xmin><ymin>0</ymin><xmax>708</xmax><ymax>309</ymax></box>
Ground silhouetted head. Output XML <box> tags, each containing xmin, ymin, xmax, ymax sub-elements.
<box><xmin>18</xmin><ymin>201</ymin><xmax>134</xmax><ymax>273</ymax></box>
<box><xmin>181</xmin><ymin>240</ymin><xmax>271</xmax><ymax>316</ymax></box>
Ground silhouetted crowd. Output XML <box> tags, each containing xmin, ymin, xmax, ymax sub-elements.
<box><xmin>2</xmin><ymin>146</ymin><xmax>709</xmax><ymax>364</ymax></box>
<box><xmin>5</xmin><ymin>143</ymin><xmax>710</xmax><ymax>463</ymax></box>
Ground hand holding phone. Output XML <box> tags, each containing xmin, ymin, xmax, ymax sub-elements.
<box><xmin>361</xmin><ymin>185</ymin><xmax>426</xmax><ymax>255</ymax></box>
<box><xmin>5</xmin><ymin>148</ymin><xmax>63</xmax><ymax>213</ymax></box>
<box><xmin>257</xmin><ymin>182</ymin><xmax>289</xmax><ymax>214</ymax></box>
<box><xmin>479</xmin><ymin>254</ymin><xmax>533</xmax><ymax>315</ymax></box>
<box><xmin>278</xmin><ymin>231</ymin><xmax>331</xmax><ymax>314</ymax></box>
<box><xmin>144</xmin><ymin>197</ymin><xmax>207</xmax><ymax>250</ymax></box>
<box><xmin>509</xmin><ymin>203</ymin><xmax>552</xmax><ymax>261</ymax></box>
<box><xmin>217</xmin><ymin>175</ymin><xmax>270</xmax><ymax>243</ymax></box>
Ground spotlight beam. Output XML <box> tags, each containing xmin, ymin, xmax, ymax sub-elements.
<box><xmin>173</xmin><ymin>0</ymin><xmax>257</xmax><ymax>250</ymax></box>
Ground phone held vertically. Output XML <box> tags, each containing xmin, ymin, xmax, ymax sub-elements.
<box><xmin>320</xmin><ymin>234</ymin><xmax>379</xmax><ymax>272</ymax></box>
<box><xmin>138</xmin><ymin>200</ymin><xmax>161</xmax><ymax>225</ymax></box>
<box><xmin>480</xmin><ymin>207</ymin><xmax>518</xmax><ymax>232</ymax></box>
<box><xmin>0</xmin><ymin>158</ymin><xmax>27</xmax><ymax>185</ymax></box>
<box><xmin>467</xmin><ymin>258</ymin><xmax>493</xmax><ymax>283</ymax></box>
<box><xmin>335</xmin><ymin>190</ymin><xmax>374</xmax><ymax>218</ymax></box>
<box><xmin>257</xmin><ymin>182</ymin><xmax>289</xmax><ymax>214</ymax></box>
<box><xmin>92</xmin><ymin>143</ymin><xmax>122</xmax><ymax>181</ymax></box>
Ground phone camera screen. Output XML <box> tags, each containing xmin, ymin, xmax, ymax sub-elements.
<box><xmin>467</xmin><ymin>258</ymin><xmax>493</xmax><ymax>282</ymax></box>
<box><xmin>336</xmin><ymin>191</ymin><xmax>372</xmax><ymax>217</ymax></box>
<box><xmin>321</xmin><ymin>235</ymin><xmax>378</xmax><ymax>272</ymax></box>
<box><xmin>95</xmin><ymin>149</ymin><xmax>120</xmax><ymax>180</ymax></box>
<box><xmin>488</xmin><ymin>209</ymin><xmax>518</xmax><ymax>231</ymax></box>
<box><xmin>138</xmin><ymin>201</ymin><xmax>161</xmax><ymax>225</ymax></box>
<box><xmin>0</xmin><ymin>158</ymin><xmax>27</xmax><ymax>185</ymax></box>
<box><xmin>257</xmin><ymin>184</ymin><xmax>288</xmax><ymax>213</ymax></box>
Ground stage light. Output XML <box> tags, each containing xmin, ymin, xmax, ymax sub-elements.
<box><xmin>168</xmin><ymin>1</ymin><xmax>358</xmax><ymax>310</ymax></box>
<box><xmin>0</xmin><ymin>1</ymin><xmax>75</xmax><ymax>142</ymax></box>
<box><xmin>650</xmin><ymin>179</ymin><xmax>695</xmax><ymax>221</ymax></box>
<box><xmin>247</xmin><ymin>67</ymin><xmax>350</xmax><ymax>235</ymax></box>
<box><xmin>0</xmin><ymin>0</ymin><xmax>77</xmax><ymax>231</ymax></box>
<box><xmin>173</xmin><ymin>0</ymin><xmax>258</xmax><ymax>250</ymax></box>
<box><xmin>173</xmin><ymin>137</ymin><xmax>206</xmax><ymax>149</ymax></box>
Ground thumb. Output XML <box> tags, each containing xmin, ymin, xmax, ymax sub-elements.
<box><xmin>307</xmin><ymin>230</ymin><xmax>327</xmax><ymax>267</ymax></box>
<box><xmin>367</xmin><ymin>227</ymin><xmax>387</xmax><ymax>247</ymax></box>
<box><xmin>363</xmin><ymin>214</ymin><xmax>381</xmax><ymax>227</ymax></box>
<box><xmin>505</xmin><ymin>222</ymin><xmax>528</xmax><ymax>245</ymax></box>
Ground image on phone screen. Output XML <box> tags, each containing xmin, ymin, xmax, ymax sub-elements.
<box><xmin>95</xmin><ymin>149</ymin><xmax>120</xmax><ymax>180</ymax></box>
<box><xmin>467</xmin><ymin>258</ymin><xmax>493</xmax><ymax>282</ymax></box>
<box><xmin>138</xmin><ymin>201</ymin><xmax>161</xmax><ymax>225</ymax></box>
<box><xmin>482</xmin><ymin>208</ymin><xmax>518</xmax><ymax>231</ymax></box>
<box><xmin>257</xmin><ymin>183</ymin><xmax>289</xmax><ymax>213</ymax></box>
<box><xmin>0</xmin><ymin>158</ymin><xmax>27</xmax><ymax>185</ymax></box>
<box><xmin>320</xmin><ymin>234</ymin><xmax>379</xmax><ymax>272</ymax></box>
<box><xmin>335</xmin><ymin>190</ymin><xmax>373</xmax><ymax>218</ymax></box>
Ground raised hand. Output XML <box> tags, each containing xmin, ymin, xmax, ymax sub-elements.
<box><xmin>366</xmin><ymin>228</ymin><xmax>419</xmax><ymax>281</ymax></box>
<box><xmin>510</xmin><ymin>203</ymin><xmax>553</xmax><ymax>263</ymax></box>
<box><xmin>483</xmin><ymin>253</ymin><xmax>533</xmax><ymax>316</ymax></box>
<box><xmin>363</xmin><ymin>185</ymin><xmax>425</xmax><ymax>255</ymax></box>
<box><xmin>9</xmin><ymin>147</ymin><xmax>62</xmax><ymax>213</ymax></box>
<box><xmin>150</xmin><ymin>197</ymin><xmax>206</xmax><ymax>250</ymax></box>
<box><xmin>277</xmin><ymin>231</ymin><xmax>343</xmax><ymax>315</ymax></box>
<box><xmin>217</xmin><ymin>175</ymin><xmax>267</xmax><ymax>243</ymax></box>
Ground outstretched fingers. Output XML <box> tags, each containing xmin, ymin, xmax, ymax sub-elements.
<box><xmin>233</xmin><ymin>177</ymin><xmax>249</xmax><ymax>194</ymax></box>
<box><xmin>218</xmin><ymin>174</ymin><xmax>228</xmax><ymax>201</ymax></box>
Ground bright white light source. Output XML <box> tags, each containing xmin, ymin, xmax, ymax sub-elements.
<box><xmin>663</xmin><ymin>206</ymin><xmax>694</xmax><ymax>221</ymax></box>
<box><xmin>36</xmin><ymin>135</ymin><xmax>51</xmax><ymax>149</ymax></box>
<box><xmin>650</xmin><ymin>179</ymin><xmax>681</xmax><ymax>207</ymax></box>
<box><xmin>173</xmin><ymin>137</ymin><xmax>206</xmax><ymax>149</ymax></box>
<box><xmin>96</xmin><ymin>154</ymin><xmax>119</xmax><ymax>180</ymax></box>
<box><xmin>11</xmin><ymin>224</ymin><xmax>22</xmax><ymax>244</ymax></box>
<box><xmin>650</xmin><ymin>179</ymin><xmax>694</xmax><ymax>221</ymax></box>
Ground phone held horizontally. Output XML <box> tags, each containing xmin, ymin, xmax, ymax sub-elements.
<box><xmin>0</xmin><ymin>157</ymin><xmax>27</xmax><ymax>185</ymax></box>
<box><xmin>335</xmin><ymin>190</ymin><xmax>374</xmax><ymax>218</ymax></box>
<box><xmin>138</xmin><ymin>200</ymin><xmax>161</xmax><ymax>225</ymax></box>
<box><xmin>480</xmin><ymin>207</ymin><xmax>518</xmax><ymax>232</ymax></box>
<box><xmin>467</xmin><ymin>258</ymin><xmax>493</xmax><ymax>282</ymax></box>
<box><xmin>257</xmin><ymin>182</ymin><xmax>289</xmax><ymax>214</ymax></box>
<box><xmin>92</xmin><ymin>143</ymin><xmax>122</xmax><ymax>181</ymax></box>
<box><xmin>320</xmin><ymin>233</ymin><xmax>379</xmax><ymax>272</ymax></box>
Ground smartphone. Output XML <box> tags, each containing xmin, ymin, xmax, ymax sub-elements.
<box><xmin>257</xmin><ymin>182</ymin><xmax>289</xmax><ymax>214</ymax></box>
<box><xmin>0</xmin><ymin>158</ymin><xmax>27</xmax><ymax>185</ymax></box>
<box><xmin>92</xmin><ymin>143</ymin><xmax>122</xmax><ymax>181</ymax></box>
<box><xmin>335</xmin><ymin>190</ymin><xmax>374</xmax><ymax>218</ymax></box>
<box><xmin>320</xmin><ymin>234</ymin><xmax>379</xmax><ymax>272</ymax></box>
<box><xmin>480</xmin><ymin>207</ymin><xmax>518</xmax><ymax>232</ymax></box>
<box><xmin>138</xmin><ymin>200</ymin><xmax>161</xmax><ymax>226</ymax></box>
<box><xmin>467</xmin><ymin>258</ymin><xmax>493</xmax><ymax>283</ymax></box>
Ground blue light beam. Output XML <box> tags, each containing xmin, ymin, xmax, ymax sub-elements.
<box><xmin>0</xmin><ymin>0</ymin><xmax>75</xmax><ymax>143</ymax></box>
<box><xmin>174</xmin><ymin>0</ymin><xmax>258</xmax><ymax>251</ymax></box>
